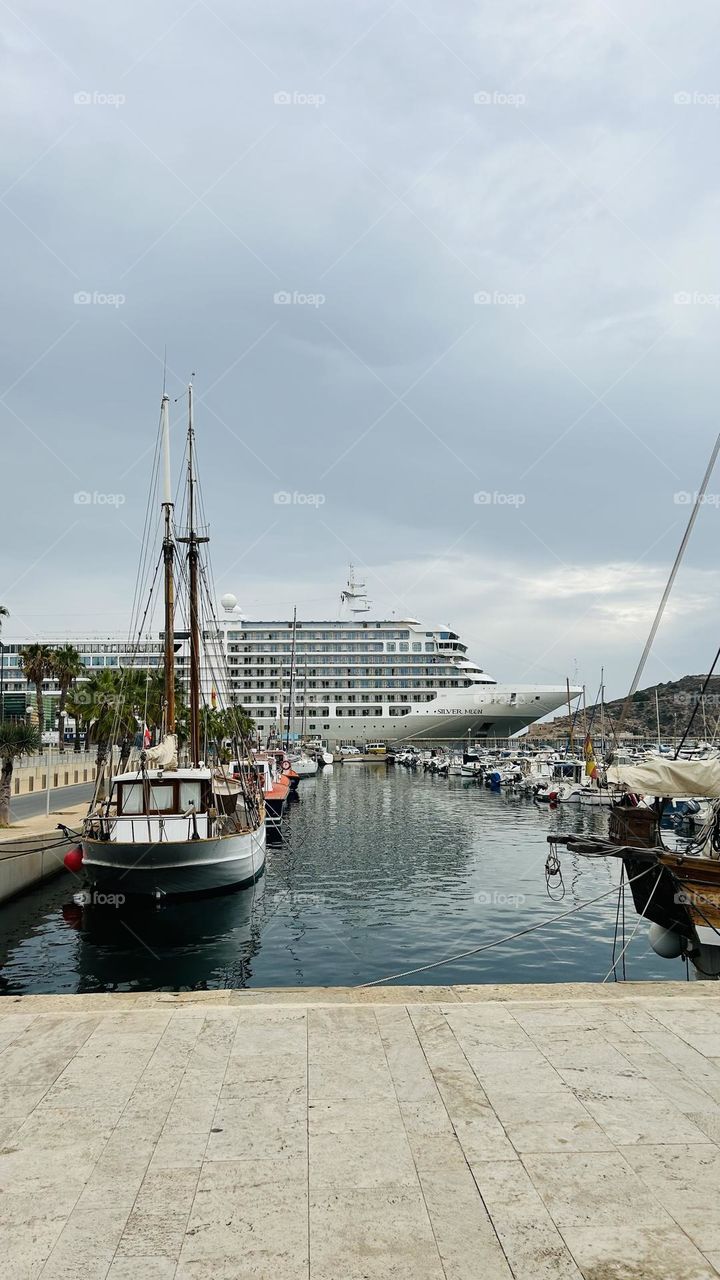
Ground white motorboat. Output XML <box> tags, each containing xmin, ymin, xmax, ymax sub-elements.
<box><xmin>289</xmin><ymin>751</ymin><xmax>319</xmax><ymax>778</ymax></box>
<box><xmin>71</xmin><ymin>387</ymin><xmax>266</xmax><ymax>898</ymax></box>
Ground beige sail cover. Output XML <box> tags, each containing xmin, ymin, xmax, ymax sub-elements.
<box><xmin>606</xmin><ymin>757</ymin><xmax>720</xmax><ymax>798</ymax></box>
<box><xmin>145</xmin><ymin>734</ymin><xmax>178</xmax><ymax>770</ymax></box>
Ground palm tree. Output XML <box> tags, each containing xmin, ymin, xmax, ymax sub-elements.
<box><xmin>20</xmin><ymin>643</ymin><xmax>53</xmax><ymax>738</ymax></box>
<box><xmin>83</xmin><ymin>669</ymin><xmax>138</xmax><ymax>792</ymax></box>
<box><xmin>65</xmin><ymin>683</ymin><xmax>91</xmax><ymax>753</ymax></box>
<box><xmin>0</xmin><ymin>721</ymin><xmax>41</xmax><ymax>826</ymax></box>
<box><xmin>49</xmin><ymin>645</ymin><xmax>84</xmax><ymax>754</ymax></box>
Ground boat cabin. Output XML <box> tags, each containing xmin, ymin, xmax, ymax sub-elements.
<box><xmin>105</xmin><ymin>768</ymin><xmax>214</xmax><ymax>842</ymax></box>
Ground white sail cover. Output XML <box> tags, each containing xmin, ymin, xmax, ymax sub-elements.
<box><xmin>144</xmin><ymin>734</ymin><xmax>178</xmax><ymax>770</ymax></box>
<box><xmin>606</xmin><ymin>757</ymin><xmax>720</xmax><ymax>798</ymax></box>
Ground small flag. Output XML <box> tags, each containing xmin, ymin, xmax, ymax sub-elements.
<box><xmin>143</xmin><ymin>724</ymin><xmax>151</xmax><ymax>748</ymax></box>
<box><xmin>584</xmin><ymin>734</ymin><xmax>598</xmax><ymax>779</ymax></box>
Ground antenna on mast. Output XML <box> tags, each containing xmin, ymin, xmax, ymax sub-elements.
<box><xmin>340</xmin><ymin>564</ymin><xmax>371</xmax><ymax>615</ymax></box>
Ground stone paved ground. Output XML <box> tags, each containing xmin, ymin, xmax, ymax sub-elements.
<box><xmin>2</xmin><ymin>983</ymin><xmax>720</xmax><ymax>1279</ymax></box>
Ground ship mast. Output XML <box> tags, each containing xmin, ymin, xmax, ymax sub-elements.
<box><xmin>178</xmin><ymin>384</ymin><xmax>208</xmax><ymax>768</ymax></box>
<box><xmin>160</xmin><ymin>393</ymin><xmax>175</xmax><ymax>735</ymax></box>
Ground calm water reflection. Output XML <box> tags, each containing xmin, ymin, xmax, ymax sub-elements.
<box><xmin>0</xmin><ymin>766</ymin><xmax>683</xmax><ymax>994</ymax></box>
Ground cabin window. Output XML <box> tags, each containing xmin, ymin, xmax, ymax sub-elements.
<box><xmin>179</xmin><ymin>782</ymin><xmax>202</xmax><ymax>811</ymax></box>
<box><xmin>120</xmin><ymin>782</ymin><xmax>175</xmax><ymax>815</ymax></box>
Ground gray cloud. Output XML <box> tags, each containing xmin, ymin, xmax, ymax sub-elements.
<box><xmin>3</xmin><ymin>0</ymin><xmax>720</xmax><ymax>705</ymax></box>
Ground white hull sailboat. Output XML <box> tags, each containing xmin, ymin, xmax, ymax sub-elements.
<box><xmin>71</xmin><ymin>387</ymin><xmax>266</xmax><ymax>899</ymax></box>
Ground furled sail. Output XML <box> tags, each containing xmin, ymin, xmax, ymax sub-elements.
<box><xmin>606</xmin><ymin>757</ymin><xmax>720</xmax><ymax>798</ymax></box>
<box><xmin>144</xmin><ymin>734</ymin><xmax>178</xmax><ymax>770</ymax></box>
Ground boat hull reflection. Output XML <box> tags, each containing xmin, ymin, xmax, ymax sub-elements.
<box><xmin>63</xmin><ymin>873</ymin><xmax>266</xmax><ymax>992</ymax></box>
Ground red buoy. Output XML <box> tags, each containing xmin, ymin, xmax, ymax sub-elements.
<box><xmin>64</xmin><ymin>846</ymin><xmax>84</xmax><ymax>874</ymax></box>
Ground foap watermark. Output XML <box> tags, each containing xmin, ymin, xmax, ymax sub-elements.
<box><xmin>474</xmin><ymin>90</ymin><xmax>525</xmax><ymax>107</ymax></box>
<box><xmin>74</xmin><ymin>291</ymin><xmax>125</xmax><ymax>307</ymax></box>
<box><xmin>274</xmin><ymin>290</ymin><xmax>325</xmax><ymax>307</ymax></box>
<box><xmin>673</xmin><ymin>291</ymin><xmax>720</xmax><ymax>308</ymax></box>
<box><xmin>673</xmin><ymin>692</ymin><xmax>720</xmax><ymax>707</ymax></box>
<box><xmin>675</xmin><ymin>889</ymin><xmax>720</xmax><ymax>907</ymax></box>
<box><xmin>74</xmin><ymin>890</ymin><xmax>126</xmax><ymax>907</ymax></box>
<box><xmin>273</xmin><ymin>90</ymin><xmax>325</xmax><ymax>107</ymax></box>
<box><xmin>474</xmin><ymin>890</ymin><xmax>526</xmax><ymax>907</ymax></box>
<box><xmin>474</xmin><ymin>290</ymin><xmax>525</xmax><ymax>307</ymax></box>
<box><xmin>73</xmin><ymin>90</ymin><xmax>126</xmax><ymax>108</ymax></box>
<box><xmin>674</xmin><ymin>90</ymin><xmax>720</xmax><ymax>108</ymax></box>
<box><xmin>473</xmin><ymin>690</ymin><xmax>539</xmax><ymax>708</ymax></box>
<box><xmin>274</xmin><ymin>490</ymin><xmax>325</xmax><ymax>507</ymax></box>
<box><xmin>474</xmin><ymin>491</ymin><xmax>525</xmax><ymax>507</ymax></box>
<box><xmin>74</xmin><ymin>490</ymin><xmax>126</xmax><ymax>507</ymax></box>
<box><xmin>674</xmin><ymin>491</ymin><xmax>720</xmax><ymax>506</ymax></box>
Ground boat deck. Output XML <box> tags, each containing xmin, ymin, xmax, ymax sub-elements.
<box><xmin>2</xmin><ymin>982</ymin><xmax>720</xmax><ymax>1278</ymax></box>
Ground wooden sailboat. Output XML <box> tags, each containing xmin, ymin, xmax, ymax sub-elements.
<box><xmin>552</xmin><ymin>756</ymin><xmax>720</xmax><ymax>977</ymax></box>
<box><xmin>73</xmin><ymin>388</ymin><xmax>266</xmax><ymax>898</ymax></box>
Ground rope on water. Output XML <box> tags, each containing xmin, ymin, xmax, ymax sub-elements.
<box><xmin>358</xmin><ymin>866</ymin><xmax>656</xmax><ymax>987</ymax></box>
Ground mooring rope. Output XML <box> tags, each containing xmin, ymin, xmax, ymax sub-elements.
<box><xmin>358</xmin><ymin>866</ymin><xmax>656</xmax><ymax>987</ymax></box>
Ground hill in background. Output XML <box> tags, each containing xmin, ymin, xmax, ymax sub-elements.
<box><xmin>527</xmin><ymin>676</ymin><xmax>720</xmax><ymax>743</ymax></box>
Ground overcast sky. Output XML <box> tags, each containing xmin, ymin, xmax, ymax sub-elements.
<box><xmin>3</xmin><ymin>1</ymin><xmax>720</xmax><ymax>705</ymax></box>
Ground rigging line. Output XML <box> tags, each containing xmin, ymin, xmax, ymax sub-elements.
<box><xmin>610</xmin><ymin>862</ymin><xmax>624</xmax><ymax>982</ymax></box>
<box><xmin>673</xmin><ymin>644</ymin><xmax>720</xmax><ymax>760</ymax></box>
<box><xmin>617</xmin><ymin>860</ymin><xmax>622</xmax><ymax>977</ymax></box>
<box><xmin>127</xmin><ymin>404</ymin><xmax>164</xmax><ymax>645</ymax></box>
<box><xmin>601</xmin><ymin>870</ymin><xmax>662</xmax><ymax>982</ymax></box>
<box><xmin>96</xmin><ymin>549</ymin><xmax>164</xmax><ymax>796</ymax></box>
<box><xmin>358</xmin><ymin>866</ymin><xmax>656</xmax><ymax>988</ymax></box>
<box><xmin>615</xmin><ymin>429</ymin><xmax>720</xmax><ymax>741</ymax></box>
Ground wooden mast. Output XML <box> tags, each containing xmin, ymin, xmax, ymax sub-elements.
<box><xmin>188</xmin><ymin>385</ymin><xmax>201</xmax><ymax>768</ymax></box>
<box><xmin>160</xmin><ymin>393</ymin><xmax>175</xmax><ymax>735</ymax></box>
<box><xmin>177</xmin><ymin>384</ymin><xmax>208</xmax><ymax>768</ymax></box>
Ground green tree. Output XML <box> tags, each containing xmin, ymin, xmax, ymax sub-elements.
<box><xmin>201</xmin><ymin>704</ymin><xmax>255</xmax><ymax>761</ymax></box>
<box><xmin>20</xmin><ymin>643</ymin><xmax>53</xmax><ymax>736</ymax></box>
<box><xmin>65</xmin><ymin>683</ymin><xmax>91</xmax><ymax>753</ymax></box>
<box><xmin>83</xmin><ymin>669</ymin><xmax>139</xmax><ymax>789</ymax></box>
<box><xmin>0</xmin><ymin>721</ymin><xmax>41</xmax><ymax>826</ymax></box>
<box><xmin>49</xmin><ymin>644</ymin><xmax>84</xmax><ymax>753</ymax></box>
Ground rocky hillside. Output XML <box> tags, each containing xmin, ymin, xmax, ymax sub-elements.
<box><xmin>527</xmin><ymin>676</ymin><xmax>720</xmax><ymax>742</ymax></box>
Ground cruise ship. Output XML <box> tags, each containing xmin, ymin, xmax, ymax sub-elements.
<box><xmin>0</xmin><ymin>571</ymin><xmax>575</xmax><ymax>745</ymax></box>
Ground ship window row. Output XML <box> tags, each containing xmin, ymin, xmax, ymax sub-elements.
<box><xmin>238</xmin><ymin>692</ymin><xmax>436</xmax><ymax>706</ymax></box>
<box><xmin>227</xmin><ymin>670</ymin><xmax>458</xmax><ymax>680</ymax></box>
<box><xmin>230</xmin><ymin>678</ymin><xmax>466</xmax><ymax>690</ymax></box>
<box><xmin>225</xmin><ymin>642</ymin><xmax>435</xmax><ymax>655</ymax></box>
<box><xmin>226</xmin><ymin>629</ymin><xmax>413</xmax><ymax>641</ymax></box>
<box><xmin>230</xmin><ymin>669</ymin><xmax>456</xmax><ymax>681</ymax></box>
<box><xmin>226</xmin><ymin>652</ymin><xmax>440</xmax><ymax>666</ymax></box>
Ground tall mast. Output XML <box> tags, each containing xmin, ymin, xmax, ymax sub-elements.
<box><xmin>188</xmin><ymin>385</ymin><xmax>201</xmax><ymax>767</ymax></box>
<box><xmin>285</xmin><ymin>607</ymin><xmax>297</xmax><ymax>752</ymax></box>
<box><xmin>160</xmin><ymin>393</ymin><xmax>175</xmax><ymax>735</ymax></box>
<box><xmin>176</xmin><ymin>384</ymin><xmax>208</xmax><ymax>767</ymax></box>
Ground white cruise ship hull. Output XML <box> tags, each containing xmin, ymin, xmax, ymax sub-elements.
<box><xmin>81</xmin><ymin>824</ymin><xmax>266</xmax><ymax>897</ymax></box>
<box><xmin>324</xmin><ymin>685</ymin><xmax>571</xmax><ymax>745</ymax></box>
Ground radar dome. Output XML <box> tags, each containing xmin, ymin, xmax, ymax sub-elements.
<box><xmin>220</xmin><ymin>593</ymin><xmax>238</xmax><ymax>612</ymax></box>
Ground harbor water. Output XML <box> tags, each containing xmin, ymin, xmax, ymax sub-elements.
<box><xmin>0</xmin><ymin>766</ymin><xmax>678</xmax><ymax>994</ymax></box>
